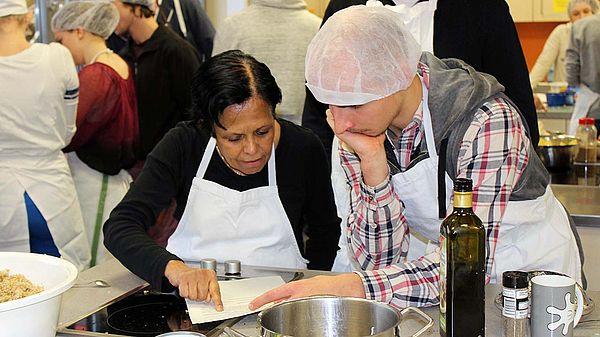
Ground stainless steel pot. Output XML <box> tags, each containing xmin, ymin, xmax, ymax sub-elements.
<box><xmin>223</xmin><ymin>296</ymin><xmax>433</xmax><ymax>337</ymax></box>
<box><xmin>537</xmin><ymin>134</ymin><xmax>579</xmax><ymax>172</ymax></box>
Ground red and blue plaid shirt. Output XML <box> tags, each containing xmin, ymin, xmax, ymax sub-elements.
<box><xmin>339</xmin><ymin>63</ymin><xmax>531</xmax><ymax>308</ymax></box>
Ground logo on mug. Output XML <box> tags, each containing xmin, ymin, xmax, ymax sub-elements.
<box><xmin>546</xmin><ymin>293</ymin><xmax>576</xmax><ymax>335</ymax></box>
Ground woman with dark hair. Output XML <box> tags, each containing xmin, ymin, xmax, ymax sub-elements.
<box><xmin>103</xmin><ymin>50</ymin><xmax>340</xmax><ymax>310</ymax></box>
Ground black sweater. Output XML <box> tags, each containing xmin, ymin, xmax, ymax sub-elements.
<box><xmin>303</xmin><ymin>0</ymin><xmax>538</xmax><ymax>158</ymax></box>
<box><xmin>121</xmin><ymin>25</ymin><xmax>200</xmax><ymax>159</ymax></box>
<box><xmin>103</xmin><ymin>120</ymin><xmax>341</xmax><ymax>289</ymax></box>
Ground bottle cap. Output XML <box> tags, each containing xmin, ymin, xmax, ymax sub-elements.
<box><xmin>454</xmin><ymin>178</ymin><xmax>472</xmax><ymax>192</ymax></box>
<box><xmin>579</xmin><ymin>117</ymin><xmax>595</xmax><ymax>125</ymax></box>
<box><xmin>502</xmin><ymin>271</ymin><xmax>529</xmax><ymax>289</ymax></box>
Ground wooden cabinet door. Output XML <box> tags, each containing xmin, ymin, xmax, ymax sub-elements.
<box><xmin>533</xmin><ymin>0</ymin><xmax>569</xmax><ymax>22</ymax></box>
<box><xmin>506</xmin><ymin>0</ymin><xmax>534</xmax><ymax>22</ymax></box>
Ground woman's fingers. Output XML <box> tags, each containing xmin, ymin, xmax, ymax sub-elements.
<box><xmin>210</xmin><ymin>279</ymin><xmax>224</xmax><ymax>312</ymax></box>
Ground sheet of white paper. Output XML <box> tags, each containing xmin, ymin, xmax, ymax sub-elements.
<box><xmin>186</xmin><ymin>276</ymin><xmax>285</xmax><ymax>324</ymax></box>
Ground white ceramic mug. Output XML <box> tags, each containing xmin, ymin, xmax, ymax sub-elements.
<box><xmin>531</xmin><ymin>275</ymin><xmax>584</xmax><ymax>337</ymax></box>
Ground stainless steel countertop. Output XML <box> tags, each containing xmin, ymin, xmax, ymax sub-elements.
<box><xmin>57</xmin><ymin>258</ymin><xmax>600</xmax><ymax>337</ymax></box>
<box><xmin>538</xmin><ymin>106</ymin><xmax>574</xmax><ymax>120</ymax></box>
<box><xmin>552</xmin><ymin>184</ymin><xmax>600</xmax><ymax>227</ymax></box>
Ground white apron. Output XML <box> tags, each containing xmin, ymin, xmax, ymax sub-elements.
<box><xmin>568</xmin><ymin>84</ymin><xmax>600</xmax><ymax>135</ymax></box>
<box><xmin>67</xmin><ymin>153</ymin><xmax>131</xmax><ymax>266</ymax></box>
<box><xmin>368</xmin><ymin>0</ymin><xmax>437</xmax><ymax>53</ymax></box>
<box><xmin>332</xmin><ymin>81</ymin><xmax>582</xmax><ymax>284</ymax></box>
<box><xmin>166</xmin><ymin>138</ymin><xmax>308</xmax><ymax>269</ymax></box>
<box><xmin>0</xmin><ymin>152</ymin><xmax>91</xmax><ymax>271</ymax></box>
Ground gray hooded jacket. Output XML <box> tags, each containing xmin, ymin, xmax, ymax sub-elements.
<box><xmin>415</xmin><ymin>52</ymin><xmax>550</xmax><ymax>203</ymax></box>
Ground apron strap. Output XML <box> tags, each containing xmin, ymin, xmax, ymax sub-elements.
<box><xmin>196</xmin><ymin>138</ymin><xmax>217</xmax><ymax>178</ymax></box>
<box><xmin>268</xmin><ymin>144</ymin><xmax>277</xmax><ymax>186</ymax></box>
<box><xmin>420</xmin><ymin>76</ymin><xmax>438</xmax><ymax>158</ymax></box>
<box><xmin>90</xmin><ymin>174</ymin><xmax>109</xmax><ymax>267</ymax></box>
<box><xmin>437</xmin><ymin>138</ymin><xmax>449</xmax><ymax>219</ymax></box>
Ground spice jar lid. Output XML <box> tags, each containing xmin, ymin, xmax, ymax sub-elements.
<box><xmin>502</xmin><ymin>271</ymin><xmax>528</xmax><ymax>289</ymax></box>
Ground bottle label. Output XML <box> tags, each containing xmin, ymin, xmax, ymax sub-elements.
<box><xmin>502</xmin><ymin>288</ymin><xmax>529</xmax><ymax>319</ymax></box>
<box><xmin>439</xmin><ymin>234</ymin><xmax>447</xmax><ymax>332</ymax></box>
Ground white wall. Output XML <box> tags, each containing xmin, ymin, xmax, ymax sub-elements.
<box><xmin>205</xmin><ymin>0</ymin><xmax>249</xmax><ymax>29</ymax></box>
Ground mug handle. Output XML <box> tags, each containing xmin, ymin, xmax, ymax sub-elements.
<box><xmin>573</xmin><ymin>285</ymin><xmax>584</xmax><ymax>327</ymax></box>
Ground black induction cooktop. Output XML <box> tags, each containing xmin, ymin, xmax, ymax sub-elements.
<box><xmin>60</xmin><ymin>267</ymin><xmax>303</xmax><ymax>337</ymax></box>
<box><xmin>65</xmin><ymin>289</ymin><xmax>225</xmax><ymax>336</ymax></box>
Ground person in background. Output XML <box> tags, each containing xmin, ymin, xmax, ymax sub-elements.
<box><xmin>302</xmin><ymin>0</ymin><xmax>539</xmax><ymax>159</ymax></box>
<box><xmin>104</xmin><ymin>50</ymin><xmax>340</xmax><ymax>309</ymax></box>
<box><xmin>113</xmin><ymin>0</ymin><xmax>199</xmax><ymax>162</ymax></box>
<box><xmin>212</xmin><ymin>0</ymin><xmax>320</xmax><ymax>125</ymax></box>
<box><xmin>155</xmin><ymin>0</ymin><xmax>215</xmax><ymax>62</ymax></box>
<box><xmin>566</xmin><ymin>12</ymin><xmax>600</xmax><ymax>133</ymax></box>
<box><xmin>52</xmin><ymin>1</ymin><xmax>139</xmax><ymax>266</ymax></box>
<box><xmin>0</xmin><ymin>0</ymin><xmax>90</xmax><ymax>270</ymax></box>
<box><xmin>251</xmin><ymin>5</ymin><xmax>583</xmax><ymax>310</ymax></box>
<box><xmin>530</xmin><ymin>0</ymin><xmax>598</xmax><ymax>111</ymax></box>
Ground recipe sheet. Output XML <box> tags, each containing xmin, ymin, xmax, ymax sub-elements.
<box><xmin>185</xmin><ymin>276</ymin><xmax>285</xmax><ymax>324</ymax></box>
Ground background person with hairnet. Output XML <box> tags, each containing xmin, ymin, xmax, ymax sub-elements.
<box><xmin>250</xmin><ymin>4</ymin><xmax>584</xmax><ymax>309</ymax></box>
<box><xmin>52</xmin><ymin>0</ymin><xmax>139</xmax><ymax>266</ymax></box>
<box><xmin>0</xmin><ymin>0</ymin><xmax>90</xmax><ymax>270</ymax></box>
<box><xmin>530</xmin><ymin>0</ymin><xmax>599</xmax><ymax>111</ymax></box>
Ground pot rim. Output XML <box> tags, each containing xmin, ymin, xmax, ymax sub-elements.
<box><xmin>256</xmin><ymin>295</ymin><xmax>402</xmax><ymax>337</ymax></box>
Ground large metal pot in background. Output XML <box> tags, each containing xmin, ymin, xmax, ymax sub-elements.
<box><xmin>537</xmin><ymin>133</ymin><xmax>579</xmax><ymax>172</ymax></box>
<box><xmin>224</xmin><ymin>296</ymin><xmax>433</xmax><ymax>337</ymax></box>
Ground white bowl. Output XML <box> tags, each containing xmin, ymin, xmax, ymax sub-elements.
<box><xmin>0</xmin><ymin>252</ymin><xmax>78</xmax><ymax>337</ymax></box>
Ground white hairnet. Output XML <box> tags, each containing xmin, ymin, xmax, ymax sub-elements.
<box><xmin>568</xmin><ymin>0</ymin><xmax>599</xmax><ymax>14</ymax></box>
<box><xmin>51</xmin><ymin>1</ymin><xmax>119</xmax><ymax>39</ymax></box>
<box><xmin>305</xmin><ymin>4</ymin><xmax>422</xmax><ymax>106</ymax></box>
<box><xmin>0</xmin><ymin>0</ymin><xmax>27</xmax><ymax>17</ymax></box>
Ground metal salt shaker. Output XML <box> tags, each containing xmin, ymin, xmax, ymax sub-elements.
<box><xmin>200</xmin><ymin>258</ymin><xmax>217</xmax><ymax>271</ymax></box>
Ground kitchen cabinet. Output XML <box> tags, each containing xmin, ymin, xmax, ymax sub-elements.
<box><xmin>534</xmin><ymin>0</ymin><xmax>570</xmax><ymax>22</ymax></box>
<box><xmin>507</xmin><ymin>0</ymin><xmax>534</xmax><ymax>22</ymax></box>
<box><xmin>506</xmin><ymin>0</ymin><xmax>569</xmax><ymax>22</ymax></box>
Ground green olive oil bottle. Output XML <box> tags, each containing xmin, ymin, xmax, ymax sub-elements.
<box><xmin>439</xmin><ymin>178</ymin><xmax>485</xmax><ymax>337</ymax></box>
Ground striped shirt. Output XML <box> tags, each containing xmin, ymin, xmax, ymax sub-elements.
<box><xmin>339</xmin><ymin>62</ymin><xmax>531</xmax><ymax>308</ymax></box>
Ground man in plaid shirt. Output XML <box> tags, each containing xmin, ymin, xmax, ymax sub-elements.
<box><xmin>251</xmin><ymin>4</ymin><xmax>583</xmax><ymax>310</ymax></box>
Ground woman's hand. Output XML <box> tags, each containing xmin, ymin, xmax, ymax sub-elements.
<box><xmin>164</xmin><ymin>260</ymin><xmax>223</xmax><ymax>311</ymax></box>
<box><xmin>249</xmin><ymin>274</ymin><xmax>366</xmax><ymax>310</ymax></box>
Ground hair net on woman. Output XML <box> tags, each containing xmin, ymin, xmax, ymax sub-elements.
<box><xmin>51</xmin><ymin>1</ymin><xmax>119</xmax><ymax>40</ymax></box>
<box><xmin>305</xmin><ymin>5</ymin><xmax>422</xmax><ymax>106</ymax></box>
<box><xmin>0</xmin><ymin>0</ymin><xmax>27</xmax><ymax>17</ymax></box>
<box><xmin>568</xmin><ymin>0</ymin><xmax>599</xmax><ymax>14</ymax></box>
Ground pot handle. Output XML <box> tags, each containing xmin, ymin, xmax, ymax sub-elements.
<box><xmin>400</xmin><ymin>307</ymin><xmax>434</xmax><ymax>337</ymax></box>
<box><xmin>223</xmin><ymin>327</ymin><xmax>252</xmax><ymax>337</ymax></box>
